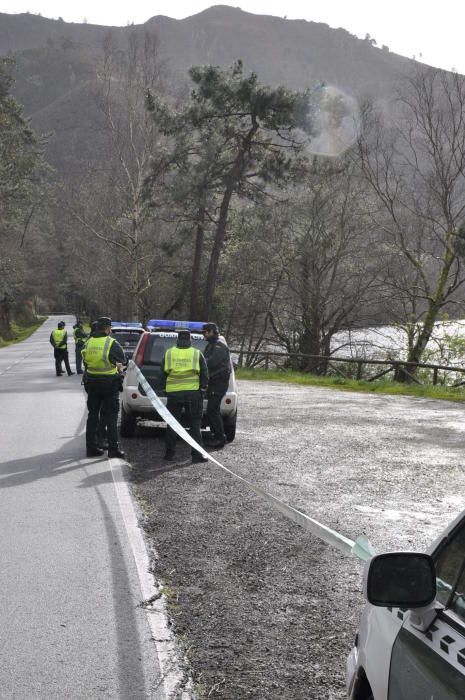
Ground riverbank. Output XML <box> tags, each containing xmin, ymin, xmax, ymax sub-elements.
<box><xmin>236</xmin><ymin>367</ymin><xmax>465</xmax><ymax>402</ymax></box>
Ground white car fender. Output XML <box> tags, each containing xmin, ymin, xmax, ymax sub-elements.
<box><xmin>352</xmin><ymin>602</ymin><xmax>404</xmax><ymax>699</ymax></box>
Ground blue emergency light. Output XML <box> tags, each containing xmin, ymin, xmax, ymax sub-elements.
<box><xmin>111</xmin><ymin>321</ymin><xmax>143</xmax><ymax>328</ymax></box>
<box><xmin>146</xmin><ymin>319</ymin><xmax>207</xmax><ymax>332</ymax></box>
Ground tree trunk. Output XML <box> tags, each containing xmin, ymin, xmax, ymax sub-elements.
<box><xmin>130</xmin><ymin>254</ymin><xmax>140</xmax><ymax>321</ymax></box>
<box><xmin>14</xmin><ymin>297</ymin><xmax>37</xmax><ymax>327</ymax></box>
<box><xmin>403</xmin><ymin>244</ymin><xmax>455</xmax><ymax>380</ymax></box>
<box><xmin>203</xmin><ymin>124</ymin><xmax>258</xmax><ymax>318</ymax></box>
<box><xmin>204</xmin><ymin>182</ymin><xmax>234</xmax><ymax>318</ymax></box>
<box><xmin>189</xmin><ymin>202</ymin><xmax>206</xmax><ymax>320</ymax></box>
<box><xmin>299</xmin><ymin>325</ymin><xmax>324</xmax><ymax>374</ymax></box>
<box><xmin>0</xmin><ymin>296</ymin><xmax>14</xmax><ymax>339</ymax></box>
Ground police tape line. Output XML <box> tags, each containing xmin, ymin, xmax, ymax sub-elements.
<box><xmin>129</xmin><ymin>361</ymin><xmax>375</xmax><ymax>563</ymax></box>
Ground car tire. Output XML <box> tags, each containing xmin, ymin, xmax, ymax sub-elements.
<box><xmin>223</xmin><ymin>411</ymin><xmax>237</xmax><ymax>442</ymax></box>
<box><xmin>120</xmin><ymin>406</ymin><xmax>137</xmax><ymax>438</ymax></box>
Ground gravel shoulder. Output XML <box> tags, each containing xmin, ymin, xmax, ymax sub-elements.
<box><xmin>123</xmin><ymin>381</ymin><xmax>465</xmax><ymax>699</ymax></box>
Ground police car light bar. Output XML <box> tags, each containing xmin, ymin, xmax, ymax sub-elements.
<box><xmin>111</xmin><ymin>321</ymin><xmax>143</xmax><ymax>328</ymax></box>
<box><xmin>146</xmin><ymin>319</ymin><xmax>207</xmax><ymax>332</ymax></box>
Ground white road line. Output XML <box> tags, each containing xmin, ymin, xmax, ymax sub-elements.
<box><xmin>0</xmin><ymin>350</ymin><xmax>34</xmax><ymax>376</ymax></box>
<box><xmin>109</xmin><ymin>458</ymin><xmax>193</xmax><ymax>700</ymax></box>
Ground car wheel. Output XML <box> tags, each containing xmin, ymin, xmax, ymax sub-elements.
<box><xmin>120</xmin><ymin>406</ymin><xmax>137</xmax><ymax>437</ymax></box>
<box><xmin>223</xmin><ymin>411</ymin><xmax>237</xmax><ymax>442</ymax></box>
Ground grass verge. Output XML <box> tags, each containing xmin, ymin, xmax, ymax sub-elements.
<box><xmin>235</xmin><ymin>367</ymin><xmax>465</xmax><ymax>402</ymax></box>
<box><xmin>0</xmin><ymin>318</ymin><xmax>46</xmax><ymax>348</ymax></box>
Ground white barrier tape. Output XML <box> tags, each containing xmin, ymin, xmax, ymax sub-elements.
<box><xmin>130</xmin><ymin>362</ymin><xmax>375</xmax><ymax>563</ymax></box>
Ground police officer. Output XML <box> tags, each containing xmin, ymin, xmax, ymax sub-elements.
<box><xmin>83</xmin><ymin>320</ymin><xmax>107</xmax><ymax>449</ymax></box>
<box><xmin>162</xmin><ymin>330</ymin><xmax>208</xmax><ymax>464</ymax></box>
<box><xmin>73</xmin><ymin>320</ymin><xmax>87</xmax><ymax>374</ymax></box>
<box><xmin>49</xmin><ymin>320</ymin><xmax>74</xmax><ymax>376</ymax></box>
<box><xmin>81</xmin><ymin>316</ymin><xmax>125</xmax><ymax>458</ymax></box>
<box><xmin>202</xmin><ymin>322</ymin><xmax>231</xmax><ymax>448</ymax></box>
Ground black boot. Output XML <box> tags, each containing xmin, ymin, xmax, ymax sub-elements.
<box><xmin>87</xmin><ymin>446</ymin><xmax>104</xmax><ymax>457</ymax></box>
<box><xmin>108</xmin><ymin>448</ymin><xmax>125</xmax><ymax>459</ymax></box>
<box><xmin>207</xmin><ymin>439</ymin><xmax>226</xmax><ymax>449</ymax></box>
<box><xmin>192</xmin><ymin>453</ymin><xmax>209</xmax><ymax>463</ymax></box>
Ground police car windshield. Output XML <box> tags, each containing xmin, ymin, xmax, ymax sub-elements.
<box><xmin>111</xmin><ymin>331</ymin><xmax>142</xmax><ymax>344</ymax></box>
<box><xmin>146</xmin><ymin>334</ymin><xmax>207</xmax><ymax>365</ymax></box>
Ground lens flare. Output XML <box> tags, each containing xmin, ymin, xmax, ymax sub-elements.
<box><xmin>303</xmin><ymin>84</ymin><xmax>360</xmax><ymax>158</ymax></box>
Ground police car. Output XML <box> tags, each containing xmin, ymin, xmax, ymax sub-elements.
<box><xmin>110</xmin><ymin>322</ymin><xmax>144</xmax><ymax>363</ymax></box>
<box><xmin>347</xmin><ymin>509</ymin><xmax>465</xmax><ymax>699</ymax></box>
<box><xmin>120</xmin><ymin>320</ymin><xmax>238</xmax><ymax>439</ymax></box>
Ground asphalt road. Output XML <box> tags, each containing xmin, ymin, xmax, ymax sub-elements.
<box><xmin>0</xmin><ymin>317</ymin><xmax>167</xmax><ymax>699</ymax></box>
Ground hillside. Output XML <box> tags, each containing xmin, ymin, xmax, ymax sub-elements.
<box><xmin>0</xmin><ymin>5</ymin><xmax>415</xmax><ymax>176</ymax></box>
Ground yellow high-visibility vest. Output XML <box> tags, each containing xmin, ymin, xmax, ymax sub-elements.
<box><xmin>52</xmin><ymin>329</ymin><xmax>67</xmax><ymax>349</ymax></box>
<box><xmin>164</xmin><ymin>346</ymin><xmax>200</xmax><ymax>393</ymax></box>
<box><xmin>73</xmin><ymin>327</ymin><xmax>85</xmax><ymax>345</ymax></box>
<box><xmin>82</xmin><ymin>336</ymin><xmax>117</xmax><ymax>376</ymax></box>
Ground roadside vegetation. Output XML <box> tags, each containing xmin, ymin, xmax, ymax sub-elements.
<box><xmin>0</xmin><ymin>317</ymin><xmax>45</xmax><ymax>348</ymax></box>
<box><xmin>236</xmin><ymin>367</ymin><xmax>465</xmax><ymax>402</ymax></box>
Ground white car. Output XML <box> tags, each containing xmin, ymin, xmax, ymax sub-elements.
<box><xmin>120</xmin><ymin>320</ymin><xmax>238</xmax><ymax>440</ymax></box>
<box><xmin>110</xmin><ymin>322</ymin><xmax>144</xmax><ymax>363</ymax></box>
<box><xmin>347</xmin><ymin>509</ymin><xmax>465</xmax><ymax>699</ymax></box>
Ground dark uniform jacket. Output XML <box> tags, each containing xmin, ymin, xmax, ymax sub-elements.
<box><xmin>204</xmin><ymin>338</ymin><xmax>231</xmax><ymax>382</ymax></box>
<box><xmin>73</xmin><ymin>327</ymin><xmax>88</xmax><ymax>347</ymax></box>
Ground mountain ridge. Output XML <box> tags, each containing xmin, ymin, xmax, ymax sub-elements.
<box><xmin>0</xmin><ymin>6</ymin><xmax>421</xmax><ymax>178</ymax></box>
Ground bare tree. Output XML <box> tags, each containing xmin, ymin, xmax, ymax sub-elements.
<box><xmin>67</xmin><ymin>31</ymin><xmax>170</xmax><ymax>320</ymax></box>
<box><xmin>269</xmin><ymin>159</ymin><xmax>378</xmax><ymax>371</ymax></box>
<box><xmin>218</xmin><ymin>157</ymin><xmax>378</xmax><ymax>371</ymax></box>
<box><xmin>358</xmin><ymin>67</ymin><xmax>465</xmax><ymax>368</ymax></box>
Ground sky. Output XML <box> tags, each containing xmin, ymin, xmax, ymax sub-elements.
<box><xmin>1</xmin><ymin>0</ymin><xmax>464</xmax><ymax>75</ymax></box>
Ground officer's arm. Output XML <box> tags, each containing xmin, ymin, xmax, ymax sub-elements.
<box><xmin>219</xmin><ymin>343</ymin><xmax>230</xmax><ymax>366</ymax></box>
<box><xmin>208</xmin><ymin>343</ymin><xmax>229</xmax><ymax>375</ymax></box>
<box><xmin>50</xmin><ymin>333</ymin><xmax>56</xmax><ymax>347</ymax></box>
<box><xmin>109</xmin><ymin>340</ymin><xmax>126</xmax><ymax>365</ymax></box>
<box><xmin>199</xmin><ymin>354</ymin><xmax>209</xmax><ymax>391</ymax></box>
<box><xmin>160</xmin><ymin>352</ymin><xmax>169</xmax><ymax>392</ymax></box>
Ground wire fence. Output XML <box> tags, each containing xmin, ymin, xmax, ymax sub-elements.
<box><xmin>231</xmin><ymin>349</ymin><xmax>465</xmax><ymax>387</ymax></box>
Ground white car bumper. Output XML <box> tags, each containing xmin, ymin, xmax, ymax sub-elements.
<box><xmin>123</xmin><ymin>385</ymin><xmax>238</xmax><ymax>419</ymax></box>
<box><xmin>346</xmin><ymin>644</ymin><xmax>358</xmax><ymax>697</ymax></box>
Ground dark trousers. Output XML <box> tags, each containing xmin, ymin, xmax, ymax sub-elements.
<box><xmin>96</xmin><ymin>414</ymin><xmax>108</xmax><ymax>446</ymax></box>
<box><xmin>54</xmin><ymin>348</ymin><xmax>72</xmax><ymax>376</ymax></box>
<box><xmin>206</xmin><ymin>376</ymin><xmax>230</xmax><ymax>441</ymax></box>
<box><xmin>166</xmin><ymin>394</ymin><xmax>203</xmax><ymax>459</ymax></box>
<box><xmin>75</xmin><ymin>345</ymin><xmax>83</xmax><ymax>373</ymax></box>
<box><xmin>85</xmin><ymin>376</ymin><xmax>120</xmax><ymax>451</ymax></box>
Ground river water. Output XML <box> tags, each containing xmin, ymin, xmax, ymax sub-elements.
<box><xmin>333</xmin><ymin>320</ymin><xmax>465</xmax><ymax>366</ymax></box>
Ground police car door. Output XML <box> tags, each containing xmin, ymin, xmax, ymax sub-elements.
<box><xmin>388</xmin><ymin>519</ymin><xmax>465</xmax><ymax>699</ymax></box>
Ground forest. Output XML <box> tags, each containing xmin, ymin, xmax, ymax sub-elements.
<box><xmin>2</xmin><ymin>32</ymin><xmax>465</xmax><ymax>369</ymax></box>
